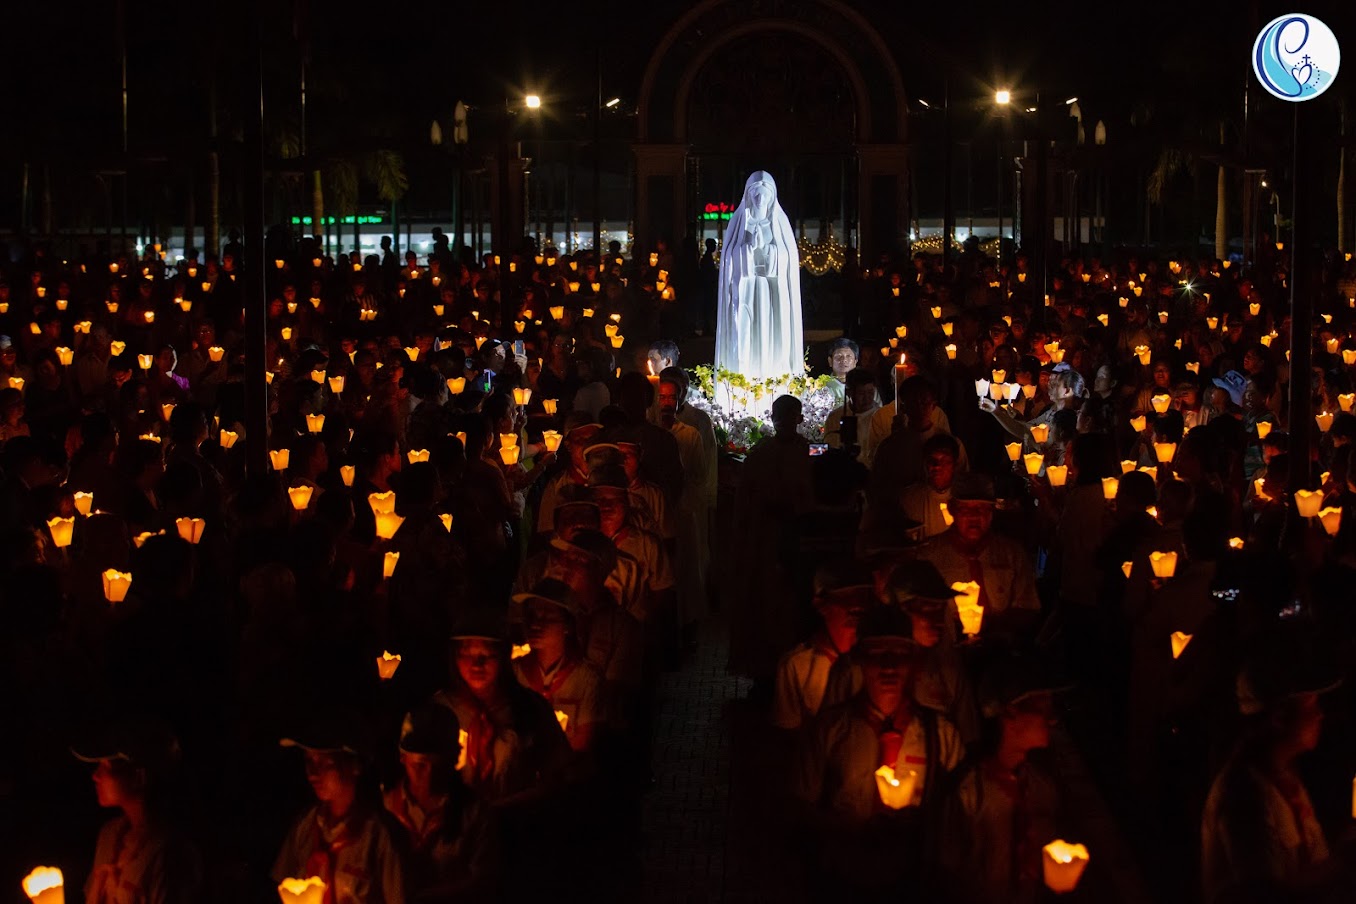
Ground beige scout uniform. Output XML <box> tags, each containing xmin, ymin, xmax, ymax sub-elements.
<box><xmin>431</xmin><ymin>687</ymin><xmax>571</xmax><ymax>803</ymax></box>
<box><xmin>1201</xmin><ymin>755</ymin><xmax>1330</xmax><ymax>903</ymax></box>
<box><xmin>271</xmin><ymin>805</ymin><xmax>405</xmax><ymax>904</ymax></box>
<box><xmin>85</xmin><ymin>817</ymin><xmax>200</xmax><ymax>904</ymax></box>
<box><xmin>795</xmin><ymin>699</ymin><xmax>963</xmax><ymax>823</ymax></box>
<box><xmin>771</xmin><ymin>639</ymin><xmax>840</xmax><ymax>730</ymax></box>
<box><xmin>513</xmin><ymin>653</ymin><xmax>607</xmax><ymax>744</ymax></box>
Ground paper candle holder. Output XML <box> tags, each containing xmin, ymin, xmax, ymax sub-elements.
<box><xmin>288</xmin><ymin>485</ymin><xmax>314</xmax><ymax>511</ymax></box>
<box><xmin>102</xmin><ymin>569</ymin><xmax>133</xmax><ymax>603</ymax></box>
<box><xmin>175</xmin><ymin>517</ymin><xmax>206</xmax><ymax>545</ymax></box>
<box><xmin>1042</xmin><ymin>840</ymin><xmax>1089</xmax><ymax>894</ymax></box>
<box><xmin>368</xmin><ymin>491</ymin><xmax>396</xmax><ymax>516</ymax></box>
<box><xmin>219</xmin><ymin>429</ymin><xmax>238</xmax><ymax>450</ymax></box>
<box><xmin>340</xmin><ymin>465</ymin><xmax>355</xmax><ymax>487</ymax></box>
<box><xmin>1294</xmin><ymin>489</ymin><xmax>1323</xmax><ymax>519</ymax></box>
<box><xmin>383</xmin><ymin>551</ymin><xmax>400</xmax><ymax>578</ymax></box>
<box><xmin>1319</xmin><ymin>506</ymin><xmax>1343</xmax><ymax>536</ymax></box>
<box><xmin>1101</xmin><ymin>477</ymin><xmax>1119</xmax><ymax>500</ymax></box>
<box><xmin>1153</xmin><ymin>442</ymin><xmax>1177</xmax><ymax>463</ymax></box>
<box><xmin>874</xmin><ymin>764</ymin><xmax>918</xmax><ymax>810</ymax></box>
<box><xmin>375</xmin><ymin>512</ymin><xmax>404</xmax><ymax>541</ymax></box>
<box><xmin>269</xmin><ymin>449</ymin><xmax>290</xmax><ymax>471</ymax></box>
<box><xmin>1171</xmin><ymin>631</ymin><xmax>1192</xmax><ymax>659</ymax></box>
<box><xmin>277</xmin><ymin>877</ymin><xmax>327</xmax><ymax>904</ymax></box>
<box><xmin>1004</xmin><ymin>442</ymin><xmax>1021</xmax><ymax>462</ymax></box>
<box><xmin>439</xmin><ymin>513</ymin><xmax>454</xmax><ymax>532</ymax></box>
<box><xmin>1023</xmin><ymin>452</ymin><xmax>1044</xmax><ymax>476</ymax></box>
<box><xmin>73</xmin><ymin>491</ymin><xmax>94</xmax><ymax>516</ymax></box>
<box><xmin>22</xmin><ymin>866</ymin><xmax>64</xmax><ymax>904</ymax></box>
<box><xmin>376</xmin><ymin>651</ymin><xmax>401</xmax><ymax>679</ymax></box>
<box><xmin>47</xmin><ymin>516</ymin><xmax>74</xmax><ymax>549</ymax></box>
<box><xmin>1149</xmin><ymin>550</ymin><xmax>1178</xmax><ymax>578</ymax></box>
<box><xmin>1045</xmin><ymin>465</ymin><xmax>1068</xmax><ymax>487</ymax></box>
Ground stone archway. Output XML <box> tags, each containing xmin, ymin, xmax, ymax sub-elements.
<box><xmin>634</xmin><ymin>0</ymin><xmax>910</xmax><ymax>256</ymax></box>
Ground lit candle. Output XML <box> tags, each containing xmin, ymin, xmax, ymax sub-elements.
<box><xmin>1042</xmin><ymin>841</ymin><xmax>1090</xmax><ymax>894</ymax></box>
<box><xmin>376</xmin><ymin>651</ymin><xmax>401</xmax><ymax>678</ymax></box>
<box><xmin>1045</xmin><ymin>465</ymin><xmax>1068</xmax><ymax>487</ymax></box>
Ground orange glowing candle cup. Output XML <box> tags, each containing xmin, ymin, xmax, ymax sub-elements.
<box><xmin>269</xmin><ymin>449</ymin><xmax>290</xmax><ymax>471</ymax></box>
<box><xmin>375</xmin><ymin>512</ymin><xmax>404</xmax><ymax>540</ymax></box>
<box><xmin>1042</xmin><ymin>840</ymin><xmax>1089</xmax><ymax>894</ymax></box>
<box><xmin>175</xmin><ymin>517</ymin><xmax>206</xmax><ymax>545</ymax></box>
<box><xmin>288</xmin><ymin>485</ymin><xmax>314</xmax><ymax>511</ymax></box>
<box><xmin>73</xmin><ymin>491</ymin><xmax>94</xmax><ymax>516</ymax></box>
<box><xmin>383</xmin><ymin>551</ymin><xmax>400</xmax><ymax>578</ymax></box>
<box><xmin>1045</xmin><ymin>464</ymin><xmax>1068</xmax><ymax>487</ymax></box>
<box><xmin>22</xmin><ymin>866</ymin><xmax>65</xmax><ymax>904</ymax></box>
<box><xmin>1171</xmin><ymin>631</ymin><xmax>1193</xmax><ymax>659</ymax></box>
<box><xmin>340</xmin><ymin>465</ymin><xmax>355</xmax><ymax>487</ymax></box>
<box><xmin>1102</xmin><ymin>477</ymin><xmax>1119</xmax><ymax>500</ymax></box>
<box><xmin>277</xmin><ymin>877</ymin><xmax>327</xmax><ymax>904</ymax></box>
<box><xmin>1149</xmin><ymin>550</ymin><xmax>1178</xmax><ymax>578</ymax></box>
<box><xmin>47</xmin><ymin>516</ymin><xmax>74</xmax><ymax>549</ymax></box>
<box><xmin>376</xmin><ymin>651</ymin><xmax>401</xmax><ymax>679</ymax></box>
<box><xmin>874</xmin><ymin>764</ymin><xmax>918</xmax><ymax>809</ymax></box>
<box><xmin>102</xmin><ymin>569</ymin><xmax>132</xmax><ymax>603</ymax></box>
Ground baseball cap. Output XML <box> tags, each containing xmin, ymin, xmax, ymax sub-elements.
<box><xmin>950</xmin><ymin>472</ymin><xmax>996</xmax><ymax>504</ymax></box>
<box><xmin>978</xmin><ymin>656</ymin><xmax>1074</xmax><ymax>718</ymax></box>
<box><xmin>71</xmin><ymin>714</ymin><xmax>181</xmax><ymax>773</ymax></box>
<box><xmin>511</xmin><ymin>577</ymin><xmax>578</xmax><ymax>616</ymax></box>
<box><xmin>397</xmin><ymin>704</ymin><xmax>461</xmax><ymax>756</ymax></box>
<box><xmin>1212</xmin><ymin>370</ymin><xmax>1248</xmax><ymax>408</ymax></box>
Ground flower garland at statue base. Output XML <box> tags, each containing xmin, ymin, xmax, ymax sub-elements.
<box><xmin>687</xmin><ymin>365</ymin><xmax>839</xmax><ymax>454</ymax></box>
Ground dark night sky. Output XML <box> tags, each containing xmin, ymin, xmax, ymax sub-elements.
<box><xmin>4</xmin><ymin>0</ymin><xmax>1355</xmax><ymax>217</ymax></box>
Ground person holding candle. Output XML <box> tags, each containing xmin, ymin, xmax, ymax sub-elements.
<box><xmin>273</xmin><ymin>715</ymin><xmax>406</xmax><ymax>904</ymax></box>
<box><xmin>793</xmin><ymin>605</ymin><xmax>963</xmax><ymax>895</ymax></box>
<box><xmin>383</xmin><ymin>705</ymin><xmax>498</xmax><ymax>901</ymax></box>
<box><xmin>899</xmin><ymin>434</ymin><xmax>961</xmax><ymax>540</ymax></box>
<box><xmin>74</xmin><ymin>714</ymin><xmax>202</xmax><ymax>904</ymax></box>
<box><xmin>939</xmin><ymin>656</ymin><xmax>1069</xmax><ymax>904</ymax></box>
<box><xmin>1200</xmin><ymin>634</ymin><xmax>1349</xmax><ymax>903</ymax></box>
<box><xmin>512</xmin><ymin>578</ymin><xmax>607</xmax><ymax>752</ymax></box>
<box><xmin>771</xmin><ymin>563</ymin><xmax>872</xmax><ymax>732</ymax></box>
<box><xmin>917</xmin><ymin>473</ymin><xmax>1041</xmax><ymax>645</ymax></box>
<box><xmin>432</xmin><ymin>612</ymin><xmax>572</xmax><ymax>804</ymax></box>
<box><xmin>823</xmin><ymin>367</ymin><xmax>880</xmax><ymax>466</ymax></box>
<box><xmin>980</xmin><ymin>365</ymin><xmax>1086</xmax><ymax>457</ymax></box>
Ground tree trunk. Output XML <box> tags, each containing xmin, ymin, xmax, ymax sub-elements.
<box><xmin>208</xmin><ymin>151</ymin><xmax>220</xmax><ymax>259</ymax></box>
<box><xmin>1215</xmin><ymin>124</ymin><xmax>1228</xmax><ymax>261</ymax></box>
<box><xmin>185</xmin><ymin>167</ymin><xmax>196</xmax><ymax>259</ymax></box>
<box><xmin>311</xmin><ymin>169</ymin><xmax>324</xmax><ymax>250</ymax></box>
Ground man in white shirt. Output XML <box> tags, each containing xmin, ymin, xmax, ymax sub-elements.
<box><xmin>824</xmin><ymin>367</ymin><xmax>881</xmax><ymax>466</ymax></box>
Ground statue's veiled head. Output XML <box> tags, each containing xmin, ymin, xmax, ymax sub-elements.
<box><xmin>743</xmin><ymin>171</ymin><xmax>777</xmax><ymax>216</ymax></box>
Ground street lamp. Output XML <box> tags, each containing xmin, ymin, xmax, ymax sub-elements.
<box><xmin>995</xmin><ymin>89</ymin><xmax>1011</xmax><ymax>105</ymax></box>
<box><xmin>525</xmin><ymin>94</ymin><xmax>542</xmax><ymax>110</ymax></box>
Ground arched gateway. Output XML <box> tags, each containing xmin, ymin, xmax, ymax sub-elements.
<box><xmin>634</xmin><ymin>0</ymin><xmax>911</xmax><ymax>258</ymax></box>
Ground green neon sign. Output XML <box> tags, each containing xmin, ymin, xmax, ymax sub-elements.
<box><xmin>289</xmin><ymin>215</ymin><xmax>386</xmax><ymax>226</ymax></box>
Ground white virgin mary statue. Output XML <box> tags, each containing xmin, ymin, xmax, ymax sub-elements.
<box><xmin>715</xmin><ymin>171</ymin><xmax>804</xmax><ymax>383</ymax></box>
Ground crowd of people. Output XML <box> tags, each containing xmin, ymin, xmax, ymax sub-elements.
<box><xmin>2</xmin><ymin>228</ymin><xmax>1356</xmax><ymax>903</ymax></box>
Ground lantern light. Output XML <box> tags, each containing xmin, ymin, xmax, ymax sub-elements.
<box><xmin>175</xmin><ymin>517</ymin><xmax>206</xmax><ymax>545</ymax></box>
<box><xmin>269</xmin><ymin>449</ymin><xmax>290</xmax><ymax>471</ymax></box>
<box><xmin>376</xmin><ymin>651</ymin><xmax>401</xmax><ymax>679</ymax></box>
<box><xmin>102</xmin><ymin>569</ymin><xmax>133</xmax><ymax>603</ymax></box>
<box><xmin>1042</xmin><ymin>841</ymin><xmax>1090</xmax><ymax>894</ymax></box>
<box><xmin>1256</xmin><ymin>421</ymin><xmax>1273</xmax><ymax>440</ymax></box>
<box><xmin>951</xmin><ymin>581</ymin><xmax>983</xmax><ymax>635</ymax></box>
<box><xmin>1151</xmin><ymin>393</ymin><xmax>1172</xmax><ymax>414</ymax></box>
<box><xmin>874</xmin><ymin>764</ymin><xmax>918</xmax><ymax>809</ymax></box>
<box><xmin>1023</xmin><ymin>452</ymin><xmax>1044</xmax><ymax>476</ymax></box>
<box><xmin>73</xmin><ymin>491</ymin><xmax>94</xmax><ymax>516</ymax></box>
<box><xmin>1102</xmin><ymin>477</ymin><xmax>1119</xmax><ymax>500</ymax></box>
<box><xmin>340</xmin><ymin>465</ymin><xmax>355</xmax><ymax>487</ymax></box>
<box><xmin>328</xmin><ymin>375</ymin><xmax>345</xmax><ymax>394</ymax></box>
<box><xmin>500</xmin><ymin>445</ymin><xmax>521</xmax><ymax>466</ymax></box>
<box><xmin>287</xmin><ymin>486</ymin><xmax>314</xmax><ymax>512</ymax></box>
<box><xmin>374</xmin><ymin>512</ymin><xmax>404</xmax><ymax>540</ymax></box>
<box><xmin>543</xmin><ymin>431</ymin><xmax>563</xmax><ymax>453</ymax></box>
<box><xmin>277</xmin><ymin>877</ymin><xmax>327</xmax><ymax>904</ymax></box>
<box><xmin>945</xmin><ymin>343</ymin><xmax>958</xmax><ymax>359</ymax></box>
<box><xmin>1153</xmin><ymin>442</ymin><xmax>1177</xmax><ymax>463</ymax></box>
<box><xmin>439</xmin><ymin>513</ymin><xmax>454</xmax><ymax>532</ymax></box>
<box><xmin>1340</xmin><ymin>393</ymin><xmax>1355</xmax><ymax>413</ymax></box>
<box><xmin>1294</xmin><ymin>489</ymin><xmax>1324</xmax><ymax>519</ymax></box>
<box><xmin>1120</xmin><ymin>460</ymin><xmax>1136</xmax><ymax>475</ymax></box>
<box><xmin>22</xmin><ymin>866</ymin><xmax>65</xmax><ymax>904</ymax></box>
<box><xmin>543</xmin><ymin>398</ymin><xmax>559</xmax><ymax>415</ymax></box>
<box><xmin>1045</xmin><ymin>465</ymin><xmax>1068</xmax><ymax>487</ymax></box>
<box><xmin>513</xmin><ymin>387</ymin><xmax>532</xmax><ymax>406</ymax></box>
<box><xmin>407</xmin><ymin>449</ymin><xmax>430</xmax><ymax>464</ymax></box>
<box><xmin>1229</xmin><ymin>536</ymin><xmax>1245</xmax><ymax>550</ymax></box>
<box><xmin>368</xmin><ymin>491</ymin><xmax>396</xmax><ymax>516</ymax></box>
<box><xmin>1171</xmin><ymin>632</ymin><xmax>1192</xmax><ymax>659</ymax></box>
<box><xmin>47</xmin><ymin>516</ymin><xmax>75</xmax><ymax>549</ymax></box>
<box><xmin>219</xmin><ymin>429</ymin><xmax>238</xmax><ymax>450</ymax></box>
<box><xmin>1029</xmin><ymin>424</ymin><xmax>1050</xmax><ymax>444</ymax></box>
<box><xmin>1138</xmin><ymin>466</ymin><xmax>1158</xmax><ymax>481</ymax></box>
<box><xmin>939</xmin><ymin>502</ymin><xmax>955</xmax><ymax>527</ymax></box>
<box><xmin>1316</xmin><ymin>411</ymin><xmax>1335</xmax><ymax>433</ymax></box>
<box><xmin>1135</xmin><ymin>345</ymin><xmax>1152</xmax><ymax>365</ymax></box>
<box><xmin>1004</xmin><ymin>442</ymin><xmax>1021</xmax><ymax>462</ymax></box>
<box><xmin>383</xmin><ymin>551</ymin><xmax>401</xmax><ymax>578</ymax></box>
<box><xmin>1319</xmin><ymin>506</ymin><xmax>1343</xmax><ymax>536</ymax></box>
<box><xmin>446</xmin><ymin>377</ymin><xmax>466</xmax><ymax>395</ymax></box>
<box><xmin>138</xmin><ymin>354</ymin><xmax>154</xmax><ymax>371</ymax></box>
<box><xmin>1149</xmin><ymin>551</ymin><xmax>1178</xmax><ymax>578</ymax></box>
<box><xmin>1130</xmin><ymin>415</ymin><xmax>1148</xmax><ymax>433</ymax></box>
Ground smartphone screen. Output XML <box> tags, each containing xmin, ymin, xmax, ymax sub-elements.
<box><xmin>513</xmin><ymin>339</ymin><xmax>525</xmax><ymax>357</ymax></box>
<box><xmin>809</xmin><ymin>443</ymin><xmax>829</xmax><ymax>457</ymax></box>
